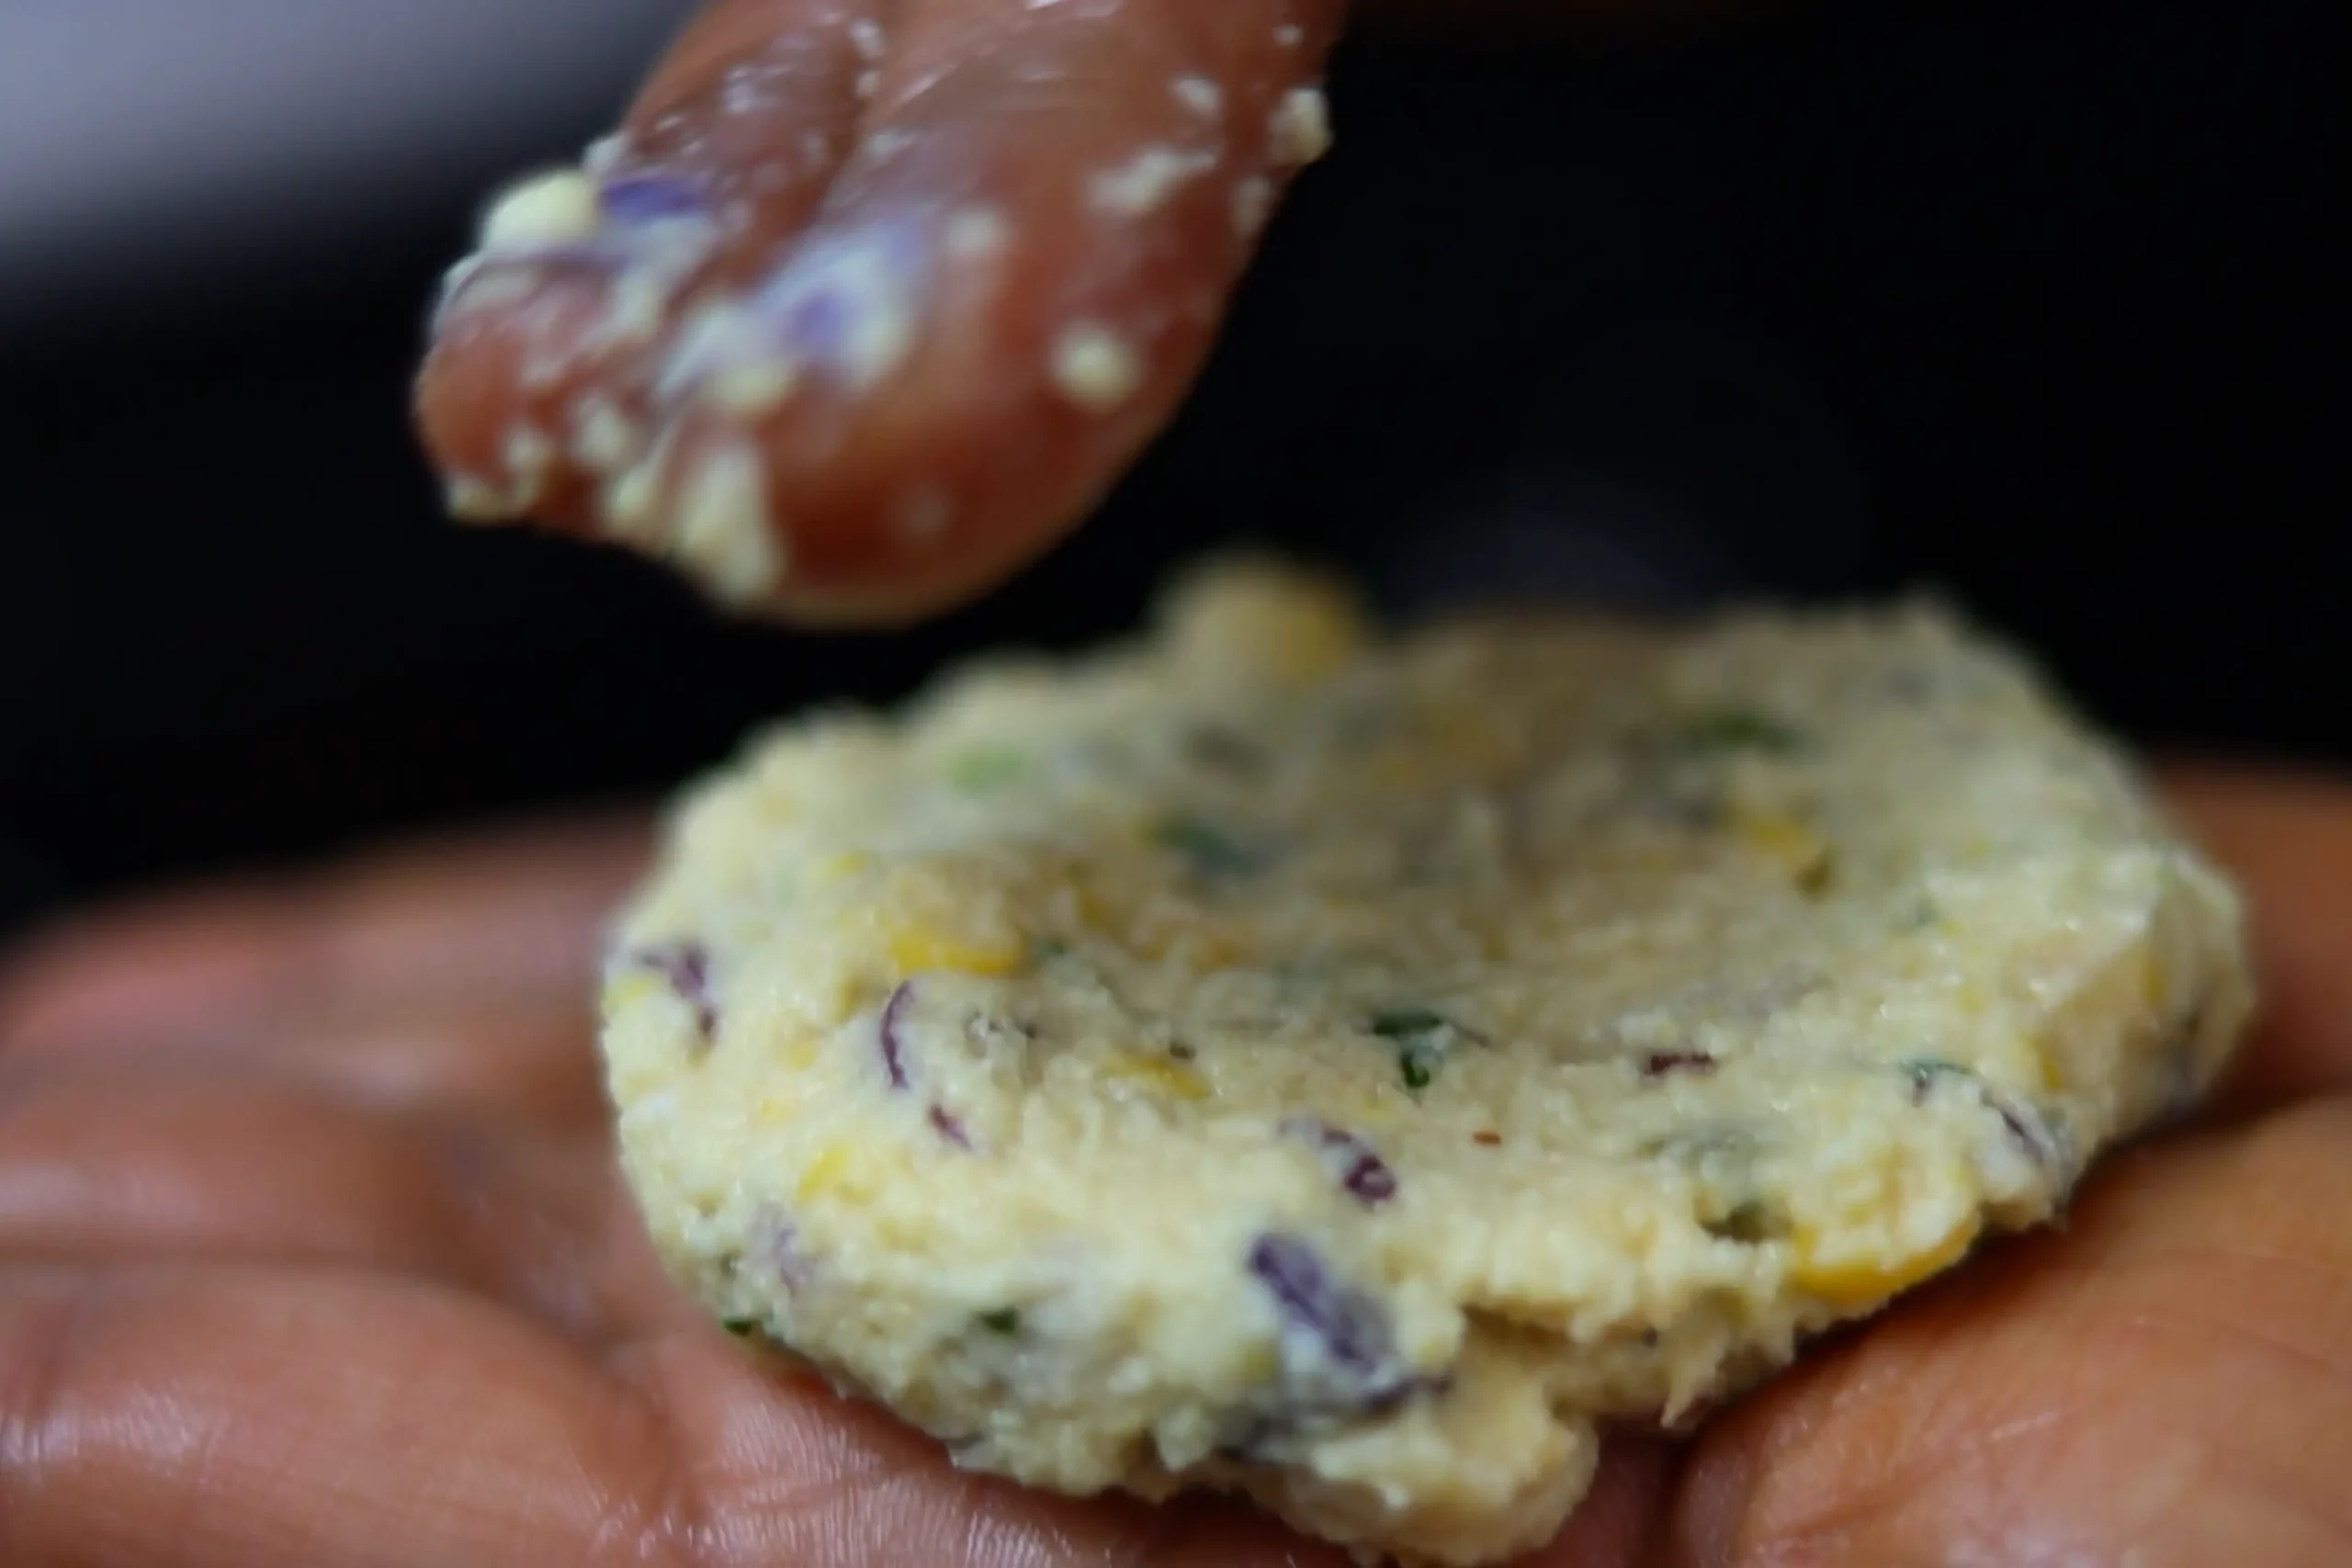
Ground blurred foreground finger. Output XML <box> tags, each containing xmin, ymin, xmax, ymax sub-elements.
<box><xmin>417</xmin><ymin>0</ymin><xmax>1347</xmax><ymax>625</ymax></box>
<box><xmin>0</xmin><ymin>813</ymin><xmax>648</xmax><ymax>1056</ymax></box>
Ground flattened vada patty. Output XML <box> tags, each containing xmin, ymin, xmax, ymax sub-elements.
<box><xmin>601</xmin><ymin>558</ymin><xmax>2253</xmax><ymax>1567</ymax></box>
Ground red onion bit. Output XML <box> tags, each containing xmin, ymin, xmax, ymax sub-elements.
<box><xmin>754</xmin><ymin>1210</ymin><xmax>815</xmax><ymax>1296</ymax></box>
<box><xmin>629</xmin><ymin>942</ymin><xmax>718</xmax><ymax>1047</ymax></box>
<box><xmin>598</xmin><ymin>172</ymin><xmax>706</xmax><ymax>224</ymax></box>
<box><xmin>1641</xmin><ymin>1050</ymin><xmax>1719</xmax><ymax>1079</ymax></box>
<box><xmin>1245</xmin><ymin>1234</ymin><xmax>1426</xmax><ymax>1420</ymax></box>
<box><xmin>927</xmin><ymin>1104</ymin><xmax>974</xmax><ymax>1150</ymax></box>
<box><xmin>1903</xmin><ymin>1057</ymin><xmax>2064</xmax><ymax>1171</ymax></box>
<box><xmin>879</xmin><ymin>981</ymin><xmax>917</xmax><ymax>1090</ymax></box>
<box><xmin>1280</xmin><ymin>1118</ymin><xmax>1398</xmax><ymax>1206</ymax></box>
<box><xmin>878</xmin><ymin>982</ymin><xmax>976</xmax><ymax>1151</ymax></box>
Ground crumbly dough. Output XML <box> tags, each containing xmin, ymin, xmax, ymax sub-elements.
<box><xmin>601</xmin><ymin>558</ymin><xmax>2253</xmax><ymax>1566</ymax></box>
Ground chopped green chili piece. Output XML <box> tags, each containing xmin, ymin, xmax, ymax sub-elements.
<box><xmin>1368</xmin><ymin>1007</ymin><xmax>1448</xmax><ymax>1041</ymax></box>
<box><xmin>1643</xmin><ymin>1126</ymin><xmax>1752</xmax><ymax>1163</ymax></box>
<box><xmin>721</xmin><ymin>1316</ymin><xmax>764</xmax><ymax>1338</ymax></box>
<box><xmin>1899</xmin><ymin>1056</ymin><xmax>1973</xmax><ymax>1090</ymax></box>
<box><xmin>1154</xmin><ymin>814</ymin><xmax>1270</xmax><ymax>878</ymax></box>
<box><xmin>948</xmin><ymin>746</ymin><xmax>1029</xmax><ymax>793</ymax></box>
<box><xmin>977</xmin><ymin>1308</ymin><xmax>1022</xmax><ymax>1336</ymax></box>
<box><xmin>1702</xmin><ymin>1200</ymin><xmax>1782</xmax><ymax>1244</ymax></box>
<box><xmin>1679</xmin><ymin>706</ymin><xmax>1807</xmax><ymax>755</ymax></box>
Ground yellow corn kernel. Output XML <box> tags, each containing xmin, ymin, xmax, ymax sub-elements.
<box><xmin>602</xmin><ymin>972</ymin><xmax>662</xmax><ymax>1015</ymax></box>
<box><xmin>811</xmin><ymin>851</ymin><xmax>873</xmax><ymax>886</ymax></box>
<box><xmin>1170</xmin><ymin>565</ymin><xmax>1366</xmax><ymax>683</ymax></box>
<box><xmin>1736</xmin><ymin>811</ymin><xmax>1834</xmax><ymax>892</ymax></box>
<box><xmin>1133</xmin><ymin>925</ymin><xmax>1248</xmax><ymax>968</ymax></box>
<box><xmin>1102</xmin><ymin>1055</ymin><xmax>1213</xmax><ymax>1101</ymax></box>
<box><xmin>884</xmin><ymin>923</ymin><xmax>1025</xmax><ymax>978</ymax></box>
<box><xmin>1072</xmin><ymin>880</ymin><xmax>1121</xmax><ymax>931</ymax></box>
<box><xmin>1259</xmin><ymin>599</ymin><xmax>1362</xmax><ymax>682</ymax></box>
<box><xmin>796</xmin><ymin>1145</ymin><xmax>868</xmax><ymax>1203</ymax></box>
<box><xmin>1429</xmin><ymin>712</ymin><xmax>1518</xmax><ymax>773</ymax></box>
<box><xmin>1790</xmin><ymin>1211</ymin><xmax>1982</xmax><ymax>1308</ymax></box>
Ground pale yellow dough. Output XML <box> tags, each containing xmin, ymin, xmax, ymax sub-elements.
<box><xmin>601</xmin><ymin>558</ymin><xmax>2253</xmax><ymax>1567</ymax></box>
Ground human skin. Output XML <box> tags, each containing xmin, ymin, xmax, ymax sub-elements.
<box><xmin>412</xmin><ymin>0</ymin><xmax>1758</xmax><ymax>626</ymax></box>
<box><xmin>0</xmin><ymin>763</ymin><xmax>2346</xmax><ymax>1568</ymax></box>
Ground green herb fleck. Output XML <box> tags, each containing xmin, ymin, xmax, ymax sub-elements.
<box><xmin>1702</xmin><ymin>1200</ymin><xmax>1783</xmax><ymax>1244</ymax></box>
<box><xmin>977</xmin><ymin>1308</ymin><xmax>1022</xmax><ymax>1337</ymax></box>
<box><xmin>1029</xmin><ymin>937</ymin><xmax>1070</xmax><ymax>964</ymax></box>
<box><xmin>1679</xmin><ymin>706</ymin><xmax>1807</xmax><ymax>756</ymax></box>
<box><xmin>1371</xmin><ymin>1008</ymin><xmax>1466</xmax><ymax>1092</ymax></box>
<box><xmin>1899</xmin><ymin>1056</ymin><xmax>1974</xmax><ymax>1094</ymax></box>
<box><xmin>1369</xmin><ymin>1007</ymin><xmax>1449</xmax><ymax>1041</ymax></box>
<box><xmin>720</xmin><ymin>1316</ymin><xmax>764</xmax><ymax>1338</ymax></box>
<box><xmin>1154</xmin><ymin>814</ymin><xmax>1271</xmax><ymax>878</ymax></box>
<box><xmin>948</xmin><ymin>746</ymin><xmax>1029</xmax><ymax>793</ymax></box>
<box><xmin>1642</xmin><ymin>1126</ymin><xmax>1755</xmax><ymax>1164</ymax></box>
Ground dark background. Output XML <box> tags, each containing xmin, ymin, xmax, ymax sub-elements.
<box><xmin>2</xmin><ymin>0</ymin><xmax>2344</xmax><ymax>938</ymax></box>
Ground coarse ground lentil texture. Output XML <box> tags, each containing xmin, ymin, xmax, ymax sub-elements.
<box><xmin>601</xmin><ymin>558</ymin><xmax>2253</xmax><ymax>1566</ymax></box>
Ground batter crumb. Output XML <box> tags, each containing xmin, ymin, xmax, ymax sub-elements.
<box><xmin>1050</xmin><ymin>325</ymin><xmax>1146</xmax><ymax>411</ymax></box>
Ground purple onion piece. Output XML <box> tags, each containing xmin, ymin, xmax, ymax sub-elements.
<box><xmin>1984</xmin><ymin>1089</ymin><xmax>2063</xmax><ymax>1170</ymax></box>
<box><xmin>780</xmin><ymin>288</ymin><xmax>853</xmax><ymax>356</ymax></box>
<box><xmin>756</xmin><ymin>1214</ymin><xmax>814</xmax><ymax>1296</ymax></box>
<box><xmin>1641</xmin><ymin>1050</ymin><xmax>1718</xmax><ymax>1079</ymax></box>
<box><xmin>1246</xmin><ymin>1234</ymin><xmax>1414</xmax><ymax>1412</ymax></box>
<box><xmin>1902</xmin><ymin>1058</ymin><xmax>2064</xmax><ymax>1171</ymax></box>
<box><xmin>599</xmin><ymin>172</ymin><xmax>705</xmax><ymax>223</ymax></box>
<box><xmin>630</xmin><ymin>942</ymin><xmax>718</xmax><ymax>1045</ymax></box>
<box><xmin>1280</xmin><ymin>1118</ymin><xmax>1398</xmax><ymax>1207</ymax></box>
<box><xmin>927</xmin><ymin>1104</ymin><xmax>973</xmax><ymax>1150</ymax></box>
<box><xmin>879</xmin><ymin>981</ymin><xmax>916</xmax><ymax>1090</ymax></box>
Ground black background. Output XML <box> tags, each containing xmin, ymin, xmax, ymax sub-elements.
<box><xmin>2</xmin><ymin>0</ymin><xmax>2344</xmax><ymax>937</ymax></box>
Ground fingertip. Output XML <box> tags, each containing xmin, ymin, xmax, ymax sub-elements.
<box><xmin>2156</xmin><ymin>761</ymin><xmax>2352</xmax><ymax>1108</ymax></box>
<box><xmin>1516</xmin><ymin>1433</ymin><xmax>1678</xmax><ymax>1567</ymax></box>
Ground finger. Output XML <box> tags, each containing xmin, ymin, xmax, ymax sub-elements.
<box><xmin>0</xmin><ymin>1265</ymin><xmax>687</xmax><ymax>1568</ymax></box>
<box><xmin>2160</xmin><ymin>762</ymin><xmax>2352</xmax><ymax>1108</ymax></box>
<box><xmin>1664</xmin><ymin>1100</ymin><xmax>2352</xmax><ymax>1566</ymax></box>
<box><xmin>623</xmin><ymin>1330</ymin><xmax>1666</xmax><ymax>1568</ymax></box>
<box><xmin>419</xmin><ymin>0</ymin><xmax>1348</xmax><ymax>626</ymax></box>
<box><xmin>0</xmin><ymin>813</ymin><xmax>649</xmax><ymax>1056</ymax></box>
<box><xmin>416</xmin><ymin>0</ymin><xmax>885</xmax><ymax>534</ymax></box>
<box><xmin>0</xmin><ymin>1070</ymin><xmax>475</xmax><ymax>1278</ymax></box>
<box><xmin>6</xmin><ymin>989</ymin><xmax>607</xmax><ymax>1132</ymax></box>
<box><xmin>0</xmin><ymin>1259</ymin><xmax>1646</xmax><ymax>1568</ymax></box>
<box><xmin>0</xmin><ymin>1066</ymin><xmax>630</xmax><ymax>1344</ymax></box>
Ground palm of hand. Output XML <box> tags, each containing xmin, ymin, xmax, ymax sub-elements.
<box><xmin>1</xmin><ymin>772</ymin><xmax>2346</xmax><ymax>1568</ymax></box>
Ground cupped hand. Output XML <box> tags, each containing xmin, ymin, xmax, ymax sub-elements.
<box><xmin>2</xmin><ymin>766</ymin><xmax>2348</xmax><ymax>1568</ymax></box>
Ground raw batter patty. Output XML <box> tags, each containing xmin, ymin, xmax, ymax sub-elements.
<box><xmin>600</xmin><ymin>558</ymin><xmax>2253</xmax><ymax>1566</ymax></box>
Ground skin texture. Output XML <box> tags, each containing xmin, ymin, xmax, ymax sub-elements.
<box><xmin>0</xmin><ymin>764</ymin><xmax>2347</xmax><ymax>1567</ymax></box>
<box><xmin>416</xmin><ymin>0</ymin><xmax>1350</xmax><ymax>625</ymax></box>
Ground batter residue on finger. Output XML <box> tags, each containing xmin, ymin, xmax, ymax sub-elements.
<box><xmin>415</xmin><ymin>0</ymin><xmax>1347</xmax><ymax>626</ymax></box>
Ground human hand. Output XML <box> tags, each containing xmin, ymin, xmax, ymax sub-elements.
<box><xmin>1</xmin><ymin>766</ymin><xmax>2345</xmax><ymax>1567</ymax></box>
<box><xmin>415</xmin><ymin>0</ymin><xmax>1351</xmax><ymax>627</ymax></box>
